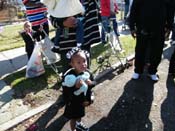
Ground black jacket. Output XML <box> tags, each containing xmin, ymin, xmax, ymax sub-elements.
<box><xmin>129</xmin><ymin>0</ymin><xmax>175</xmax><ymax>34</ymax></box>
<box><xmin>20</xmin><ymin>30</ymin><xmax>40</xmax><ymax>53</ymax></box>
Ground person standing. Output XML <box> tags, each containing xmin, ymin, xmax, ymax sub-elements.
<box><xmin>100</xmin><ymin>0</ymin><xmax>120</xmax><ymax>44</ymax></box>
<box><xmin>50</xmin><ymin>0</ymin><xmax>101</xmax><ymax>73</ymax></box>
<box><xmin>20</xmin><ymin>21</ymin><xmax>42</xmax><ymax>60</ymax></box>
<box><xmin>22</xmin><ymin>0</ymin><xmax>49</xmax><ymax>41</ymax></box>
<box><xmin>41</xmin><ymin>0</ymin><xmax>85</xmax><ymax>52</ymax></box>
<box><xmin>129</xmin><ymin>0</ymin><xmax>174</xmax><ymax>81</ymax></box>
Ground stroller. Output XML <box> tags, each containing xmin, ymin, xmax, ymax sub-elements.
<box><xmin>96</xmin><ymin>17</ymin><xmax>131</xmax><ymax>74</ymax></box>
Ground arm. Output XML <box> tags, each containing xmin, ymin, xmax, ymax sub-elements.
<box><xmin>50</xmin><ymin>16</ymin><xmax>77</xmax><ymax>28</ymax></box>
<box><xmin>128</xmin><ymin>0</ymin><xmax>139</xmax><ymax>39</ymax></box>
<box><xmin>86</xmin><ymin>71</ymin><xmax>96</xmax><ymax>88</ymax></box>
<box><xmin>114</xmin><ymin>1</ymin><xmax>119</xmax><ymax>13</ymax></box>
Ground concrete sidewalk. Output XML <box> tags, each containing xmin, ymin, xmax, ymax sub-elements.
<box><xmin>0</xmin><ymin>47</ymin><xmax>27</xmax><ymax>78</ymax></box>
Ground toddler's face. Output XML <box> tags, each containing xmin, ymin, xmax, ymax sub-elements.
<box><xmin>71</xmin><ymin>52</ymin><xmax>88</xmax><ymax>73</ymax></box>
<box><xmin>24</xmin><ymin>23</ymin><xmax>32</xmax><ymax>32</ymax></box>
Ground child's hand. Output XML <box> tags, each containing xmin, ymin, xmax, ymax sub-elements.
<box><xmin>63</xmin><ymin>17</ymin><xmax>77</xmax><ymax>28</ymax></box>
<box><xmin>85</xmin><ymin>79</ymin><xmax>92</xmax><ymax>86</ymax></box>
<box><xmin>39</xmin><ymin>25</ymin><xmax>43</xmax><ymax>32</ymax></box>
<box><xmin>75</xmin><ymin>79</ymin><xmax>83</xmax><ymax>89</ymax></box>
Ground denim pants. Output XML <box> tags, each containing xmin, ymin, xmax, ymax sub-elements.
<box><xmin>54</xmin><ymin>18</ymin><xmax>84</xmax><ymax>46</ymax></box>
<box><xmin>101</xmin><ymin>15</ymin><xmax>119</xmax><ymax>43</ymax></box>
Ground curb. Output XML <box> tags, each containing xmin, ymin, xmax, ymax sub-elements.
<box><xmin>0</xmin><ymin>102</ymin><xmax>55</xmax><ymax>131</ymax></box>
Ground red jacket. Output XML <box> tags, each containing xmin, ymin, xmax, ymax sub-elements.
<box><xmin>100</xmin><ymin>0</ymin><xmax>118</xmax><ymax>17</ymax></box>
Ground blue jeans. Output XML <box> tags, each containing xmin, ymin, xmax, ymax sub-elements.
<box><xmin>54</xmin><ymin>18</ymin><xmax>84</xmax><ymax>46</ymax></box>
<box><xmin>101</xmin><ymin>15</ymin><xmax>119</xmax><ymax>43</ymax></box>
<box><xmin>124</xmin><ymin>4</ymin><xmax>129</xmax><ymax>19</ymax></box>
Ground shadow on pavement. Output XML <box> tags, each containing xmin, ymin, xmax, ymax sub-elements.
<box><xmin>161</xmin><ymin>75</ymin><xmax>175</xmax><ymax>131</ymax></box>
<box><xmin>90</xmin><ymin>76</ymin><xmax>155</xmax><ymax>131</ymax></box>
<box><xmin>26</xmin><ymin>95</ymin><xmax>68</xmax><ymax>131</ymax></box>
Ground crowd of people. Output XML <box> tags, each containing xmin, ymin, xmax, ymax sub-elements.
<box><xmin>20</xmin><ymin>0</ymin><xmax>175</xmax><ymax>131</ymax></box>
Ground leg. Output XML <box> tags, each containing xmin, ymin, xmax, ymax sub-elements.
<box><xmin>134</xmin><ymin>34</ymin><xmax>148</xmax><ymax>74</ymax></box>
<box><xmin>51</xmin><ymin>29</ymin><xmax>62</xmax><ymax>53</ymax></box>
<box><xmin>169</xmin><ymin>48</ymin><xmax>175</xmax><ymax>73</ymax></box>
<box><xmin>111</xmin><ymin>15</ymin><xmax>119</xmax><ymax>36</ymax></box>
<box><xmin>41</xmin><ymin>22</ymin><xmax>49</xmax><ymax>39</ymax></box>
<box><xmin>101</xmin><ymin>16</ymin><xmax>110</xmax><ymax>43</ymax></box>
<box><xmin>32</xmin><ymin>25</ymin><xmax>41</xmax><ymax>41</ymax></box>
<box><xmin>70</xmin><ymin>118</ymin><xmax>81</xmax><ymax>131</ymax></box>
<box><xmin>148</xmin><ymin>35</ymin><xmax>164</xmax><ymax>74</ymax></box>
<box><xmin>76</xmin><ymin>18</ymin><xmax>84</xmax><ymax>45</ymax></box>
<box><xmin>59</xmin><ymin>50</ymin><xmax>71</xmax><ymax>73</ymax></box>
<box><xmin>27</xmin><ymin>52</ymin><xmax>32</xmax><ymax>60</ymax></box>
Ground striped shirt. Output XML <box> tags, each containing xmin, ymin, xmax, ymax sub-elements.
<box><xmin>58</xmin><ymin>0</ymin><xmax>100</xmax><ymax>51</ymax></box>
<box><xmin>22</xmin><ymin>0</ymin><xmax>48</xmax><ymax>27</ymax></box>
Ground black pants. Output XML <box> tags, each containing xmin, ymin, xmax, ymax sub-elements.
<box><xmin>169</xmin><ymin>48</ymin><xmax>175</xmax><ymax>73</ymax></box>
<box><xmin>32</xmin><ymin>22</ymin><xmax>49</xmax><ymax>41</ymax></box>
<box><xmin>59</xmin><ymin>50</ymin><xmax>72</xmax><ymax>74</ymax></box>
<box><xmin>134</xmin><ymin>33</ymin><xmax>164</xmax><ymax>74</ymax></box>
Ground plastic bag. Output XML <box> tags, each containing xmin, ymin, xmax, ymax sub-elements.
<box><xmin>40</xmin><ymin>35</ymin><xmax>60</xmax><ymax>65</ymax></box>
<box><xmin>26</xmin><ymin>43</ymin><xmax>45</xmax><ymax>78</ymax></box>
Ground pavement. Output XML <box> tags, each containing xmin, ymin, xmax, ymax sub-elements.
<box><xmin>0</xmin><ymin>24</ymin><xmax>175</xmax><ymax>131</ymax></box>
<box><xmin>0</xmin><ymin>47</ymin><xmax>27</xmax><ymax>78</ymax></box>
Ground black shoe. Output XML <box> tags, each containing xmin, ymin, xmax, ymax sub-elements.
<box><xmin>51</xmin><ymin>47</ymin><xmax>60</xmax><ymax>53</ymax></box>
<box><xmin>76</xmin><ymin>122</ymin><xmax>89</xmax><ymax>131</ymax></box>
<box><xmin>116</xmin><ymin>33</ymin><xmax>120</xmax><ymax>37</ymax></box>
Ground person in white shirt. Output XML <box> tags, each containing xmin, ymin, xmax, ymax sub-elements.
<box><xmin>42</xmin><ymin>0</ymin><xmax>85</xmax><ymax>52</ymax></box>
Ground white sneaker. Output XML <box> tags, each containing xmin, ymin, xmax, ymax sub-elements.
<box><xmin>132</xmin><ymin>73</ymin><xmax>140</xmax><ymax>80</ymax></box>
<box><xmin>149</xmin><ymin>74</ymin><xmax>159</xmax><ymax>81</ymax></box>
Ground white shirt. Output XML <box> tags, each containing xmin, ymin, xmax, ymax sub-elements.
<box><xmin>42</xmin><ymin>0</ymin><xmax>85</xmax><ymax>18</ymax></box>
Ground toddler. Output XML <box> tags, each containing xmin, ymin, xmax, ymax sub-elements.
<box><xmin>62</xmin><ymin>47</ymin><xmax>96</xmax><ymax>131</ymax></box>
<box><xmin>20</xmin><ymin>21</ymin><xmax>42</xmax><ymax>60</ymax></box>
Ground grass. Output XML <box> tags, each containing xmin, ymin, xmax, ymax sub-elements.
<box><xmin>1</xmin><ymin>23</ymin><xmax>135</xmax><ymax>96</ymax></box>
<box><xmin>0</xmin><ymin>24</ymin><xmax>24</xmax><ymax>51</ymax></box>
<box><xmin>0</xmin><ymin>23</ymin><xmax>55</xmax><ymax>52</ymax></box>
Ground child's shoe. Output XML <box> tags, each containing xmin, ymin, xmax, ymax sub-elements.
<box><xmin>76</xmin><ymin>121</ymin><xmax>89</xmax><ymax>131</ymax></box>
<box><xmin>90</xmin><ymin>91</ymin><xmax>95</xmax><ymax>103</ymax></box>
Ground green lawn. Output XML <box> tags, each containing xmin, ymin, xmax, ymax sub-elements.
<box><xmin>1</xmin><ymin>23</ymin><xmax>135</xmax><ymax>96</ymax></box>
<box><xmin>0</xmin><ymin>23</ymin><xmax>55</xmax><ymax>52</ymax></box>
